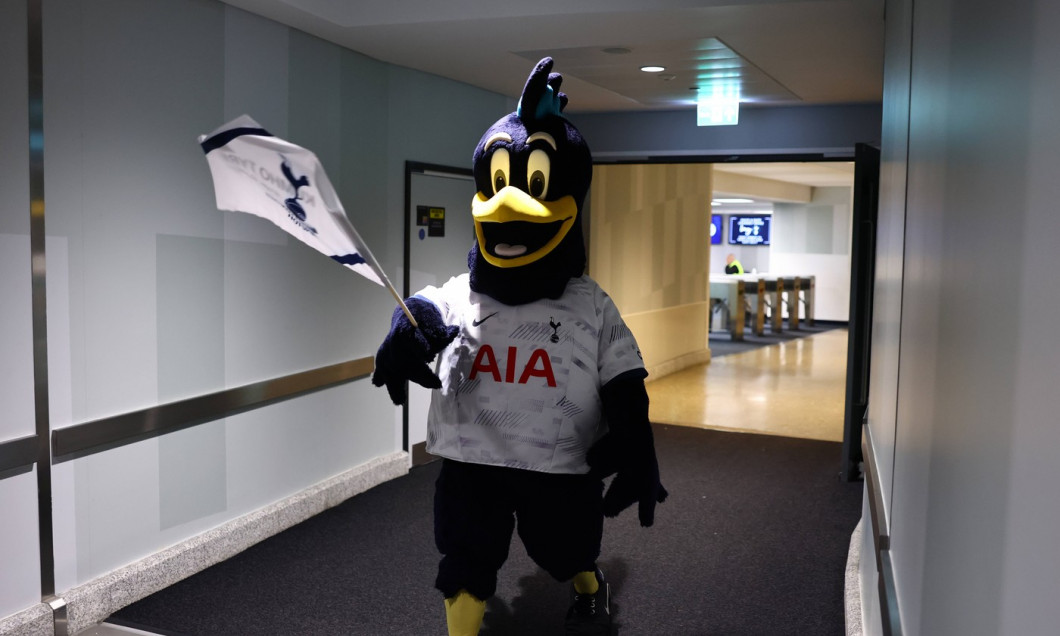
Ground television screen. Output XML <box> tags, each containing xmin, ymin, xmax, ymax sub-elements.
<box><xmin>710</xmin><ymin>214</ymin><xmax>722</xmax><ymax>245</ymax></box>
<box><xmin>728</xmin><ymin>215</ymin><xmax>771</xmax><ymax>246</ymax></box>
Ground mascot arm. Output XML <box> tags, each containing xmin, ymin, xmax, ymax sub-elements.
<box><xmin>372</xmin><ymin>297</ymin><xmax>460</xmax><ymax>405</ymax></box>
<box><xmin>587</xmin><ymin>370</ymin><xmax>669</xmax><ymax>527</ymax></box>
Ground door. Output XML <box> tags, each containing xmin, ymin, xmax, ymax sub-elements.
<box><xmin>403</xmin><ymin>162</ymin><xmax>476</xmax><ymax>463</ymax></box>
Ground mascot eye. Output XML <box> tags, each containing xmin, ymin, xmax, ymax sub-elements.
<box><xmin>490</xmin><ymin>148</ymin><xmax>510</xmax><ymax>195</ymax></box>
<box><xmin>527</xmin><ymin>148</ymin><xmax>550</xmax><ymax>199</ymax></box>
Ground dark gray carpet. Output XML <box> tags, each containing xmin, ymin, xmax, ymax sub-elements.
<box><xmin>110</xmin><ymin>425</ymin><xmax>862</xmax><ymax>635</ymax></box>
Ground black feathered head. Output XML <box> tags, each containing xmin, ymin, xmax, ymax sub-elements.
<box><xmin>468</xmin><ymin>58</ymin><xmax>592</xmax><ymax>304</ymax></box>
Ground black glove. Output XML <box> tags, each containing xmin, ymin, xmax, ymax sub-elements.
<box><xmin>372</xmin><ymin>297</ymin><xmax>460</xmax><ymax>405</ymax></box>
<box><xmin>587</xmin><ymin>371</ymin><xmax>668</xmax><ymax>527</ymax></box>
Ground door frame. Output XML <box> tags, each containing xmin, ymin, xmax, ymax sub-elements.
<box><xmin>595</xmin><ymin>150</ymin><xmax>878</xmax><ymax>481</ymax></box>
<box><xmin>842</xmin><ymin>143</ymin><xmax>881</xmax><ymax>481</ymax></box>
<box><xmin>401</xmin><ymin>161</ymin><xmax>474</xmax><ymax>455</ymax></box>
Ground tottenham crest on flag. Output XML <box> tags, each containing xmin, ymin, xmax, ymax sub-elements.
<box><xmin>198</xmin><ymin>114</ymin><xmax>390</xmax><ymax>287</ymax></box>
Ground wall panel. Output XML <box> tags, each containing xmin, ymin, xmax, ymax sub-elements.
<box><xmin>0</xmin><ymin>0</ymin><xmax>46</xmax><ymax>622</ymax></box>
<box><xmin>899</xmin><ymin>1</ymin><xmax>1032</xmax><ymax>634</ymax></box>
<box><xmin>589</xmin><ymin>163</ymin><xmax>711</xmax><ymax>375</ymax></box>
<box><xmin>999</xmin><ymin>3</ymin><xmax>1060</xmax><ymax>628</ymax></box>
<box><xmin>875</xmin><ymin>0</ymin><xmax>1059</xmax><ymax>634</ymax></box>
<box><xmin>772</xmin><ymin>186</ymin><xmax>853</xmax><ymax>321</ymax></box>
<box><xmin>34</xmin><ymin>0</ymin><xmax>508</xmax><ymax>604</ymax></box>
<box><xmin>0</xmin><ymin>0</ymin><xmax>34</xmax><ymax>439</ymax></box>
<box><xmin>866</xmin><ymin>0</ymin><xmax>913</xmax><ymax>539</ymax></box>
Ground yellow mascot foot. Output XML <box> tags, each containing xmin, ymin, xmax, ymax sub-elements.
<box><xmin>572</xmin><ymin>570</ymin><xmax>600</xmax><ymax>596</ymax></box>
<box><xmin>445</xmin><ymin>589</ymin><xmax>486</xmax><ymax>636</ymax></box>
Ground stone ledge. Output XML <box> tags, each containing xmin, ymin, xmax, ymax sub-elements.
<box><xmin>60</xmin><ymin>451</ymin><xmax>408</xmax><ymax>634</ymax></box>
<box><xmin>0</xmin><ymin>603</ymin><xmax>52</xmax><ymax>636</ymax></box>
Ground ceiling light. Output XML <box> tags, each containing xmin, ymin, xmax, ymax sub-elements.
<box><xmin>640</xmin><ymin>65</ymin><xmax>665</xmax><ymax>73</ymax></box>
<box><xmin>712</xmin><ymin>198</ymin><xmax>754</xmax><ymax>204</ymax></box>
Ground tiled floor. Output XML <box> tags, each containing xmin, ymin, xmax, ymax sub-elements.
<box><xmin>647</xmin><ymin>328</ymin><xmax>848</xmax><ymax>442</ymax></box>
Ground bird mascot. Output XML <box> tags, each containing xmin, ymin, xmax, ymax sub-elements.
<box><xmin>372</xmin><ymin>57</ymin><xmax>667</xmax><ymax>636</ymax></box>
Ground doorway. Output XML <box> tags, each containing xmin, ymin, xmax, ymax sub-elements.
<box><xmin>592</xmin><ymin>153</ymin><xmax>878</xmax><ymax>475</ymax></box>
<box><xmin>402</xmin><ymin>161</ymin><xmax>476</xmax><ymax>463</ymax></box>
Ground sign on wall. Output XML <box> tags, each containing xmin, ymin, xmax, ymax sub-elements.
<box><xmin>728</xmin><ymin>215</ymin><xmax>771</xmax><ymax>246</ymax></box>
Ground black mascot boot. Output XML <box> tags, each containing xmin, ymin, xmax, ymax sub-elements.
<box><xmin>564</xmin><ymin>568</ymin><xmax>611</xmax><ymax>635</ymax></box>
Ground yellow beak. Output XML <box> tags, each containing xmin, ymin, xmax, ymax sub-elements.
<box><xmin>471</xmin><ymin>186</ymin><xmax>577</xmax><ymax>268</ymax></box>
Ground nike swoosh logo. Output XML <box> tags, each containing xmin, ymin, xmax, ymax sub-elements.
<box><xmin>472</xmin><ymin>312</ymin><xmax>498</xmax><ymax>327</ymax></box>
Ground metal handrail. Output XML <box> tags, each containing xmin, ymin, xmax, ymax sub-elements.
<box><xmin>0</xmin><ymin>434</ymin><xmax>38</xmax><ymax>478</ymax></box>
<box><xmin>51</xmin><ymin>356</ymin><xmax>374</xmax><ymax>463</ymax></box>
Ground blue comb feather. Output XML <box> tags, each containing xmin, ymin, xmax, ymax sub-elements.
<box><xmin>516</xmin><ymin>57</ymin><xmax>567</xmax><ymax>121</ymax></box>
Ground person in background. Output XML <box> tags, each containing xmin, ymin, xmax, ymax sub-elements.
<box><xmin>725</xmin><ymin>253</ymin><xmax>745</xmax><ymax>275</ymax></box>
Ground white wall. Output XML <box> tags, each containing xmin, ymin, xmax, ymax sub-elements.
<box><xmin>870</xmin><ymin>0</ymin><xmax>1060</xmax><ymax>634</ymax></box>
<box><xmin>865</xmin><ymin>0</ymin><xmax>913</xmax><ymax>569</ymax></box>
<box><xmin>0</xmin><ymin>0</ymin><xmax>513</xmax><ymax>618</ymax></box>
<box><xmin>574</xmin><ymin>103</ymin><xmax>882</xmax><ymax>160</ymax></box>
<box><xmin>772</xmin><ymin>186</ymin><xmax>853</xmax><ymax>322</ymax></box>
<box><xmin>0</xmin><ymin>0</ymin><xmax>45</xmax><ymax>622</ymax></box>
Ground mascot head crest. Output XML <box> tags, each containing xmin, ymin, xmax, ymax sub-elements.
<box><xmin>467</xmin><ymin>58</ymin><xmax>592</xmax><ymax>305</ymax></box>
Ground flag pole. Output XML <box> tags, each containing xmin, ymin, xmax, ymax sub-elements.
<box><xmin>385</xmin><ymin>280</ymin><xmax>419</xmax><ymax>329</ymax></box>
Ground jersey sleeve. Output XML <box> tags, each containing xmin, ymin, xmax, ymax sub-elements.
<box><xmin>596</xmin><ymin>289</ymin><xmax>647</xmax><ymax>385</ymax></box>
<box><xmin>412</xmin><ymin>275</ymin><xmax>465</xmax><ymax>323</ymax></box>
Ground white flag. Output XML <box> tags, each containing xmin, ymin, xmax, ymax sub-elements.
<box><xmin>198</xmin><ymin>115</ymin><xmax>389</xmax><ymax>287</ymax></box>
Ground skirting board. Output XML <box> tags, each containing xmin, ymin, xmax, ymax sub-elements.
<box><xmin>0</xmin><ymin>603</ymin><xmax>52</xmax><ymax>636</ymax></box>
<box><xmin>845</xmin><ymin>519</ymin><xmax>864</xmax><ymax>636</ymax></box>
<box><xmin>56</xmin><ymin>451</ymin><xmax>408</xmax><ymax>635</ymax></box>
<box><xmin>645</xmin><ymin>349</ymin><xmax>711</xmax><ymax>381</ymax></box>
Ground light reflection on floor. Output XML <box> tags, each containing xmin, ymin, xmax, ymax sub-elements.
<box><xmin>646</xmin><ymin>328</ymin><xmax>848</xmax><ymax>442</ymax></box>
<box><xmin>76</xmin><ymin>623</ymin><xmax>164</xmax><ymax>635</ymax></box>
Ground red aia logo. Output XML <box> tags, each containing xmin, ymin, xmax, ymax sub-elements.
<box><xmin>469</xmin><ymin>344</ymin><xmax>557</xmax><ymax>387</ymax></box>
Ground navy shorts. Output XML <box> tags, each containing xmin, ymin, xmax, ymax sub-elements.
<box><xmin>433</xmin><ymin>459</ymin><xmax>604</xmax><ymax>600</ymax></box>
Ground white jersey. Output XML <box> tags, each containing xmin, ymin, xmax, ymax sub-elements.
<box><xmin>415</xmin><ymin>274</ymin><xmax>644</xmax><ymax>474</ymax></box>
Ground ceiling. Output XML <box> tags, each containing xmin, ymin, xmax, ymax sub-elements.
<box><xmin>715</xmin><ymin>161</ymin><xmax>856</xmax><ymax>187</ymax></box>
<box><xmin>220</xmin><ymin>0</ymin><xmax>879</xmax><ymax>190</ymax></box>
<box><xmin>221</xmin><ymin>0</ymin><xmax>885</xmax><ymax>114</ymax></box>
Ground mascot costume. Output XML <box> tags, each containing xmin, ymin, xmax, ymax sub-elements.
<box><xmin>373</xmin><ymin>58</ymin><xmax>667</xmax><ymax>636</ymax></box>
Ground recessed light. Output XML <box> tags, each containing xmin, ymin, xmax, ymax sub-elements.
<box><xmin>640</xmin><ymin>65</ymin><xmax>666</xmax><ymax>73</ymax></box>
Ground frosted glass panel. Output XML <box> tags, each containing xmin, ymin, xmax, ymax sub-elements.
<box><xmin>38</xmin><ymin>0</ymin><xmax>510</xmax><ymax>594</ymax></box>
<box><xmin>0</xmin><ymin>471</ymin><xmax>41</xmax><ymax>619</ymax></box>
<box><xmin>157</xmin><ymin>236</ymin><xmax>227</xmax><ymax>529</ymax></box>
<box><xmin>0</xmin><ymin>0</ymin><xmax>33</xmax><ymax>443</ymax></box>
<box><xmin>0</xmin><ymin>0</ymin><xmax>28</xmax><ymax>238</ymax></box>
<box><xmin>46</xmin><ymin>0</ymin><xmax>226</xmax><ymax>421</ymax></box>
<box><xmin>62</xmin><ymin>381</ymin><xmax>386</xmax><ymax>583</ymax></box>
<box><xmin>0</xmin><ymin>13</ymin><xmax>40</xmax><ymax>617</ymax></box>
<box><xmin>0</xmin><ymin>236</ymin><xmax>34</xmax><ymax>441</ymax></box>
